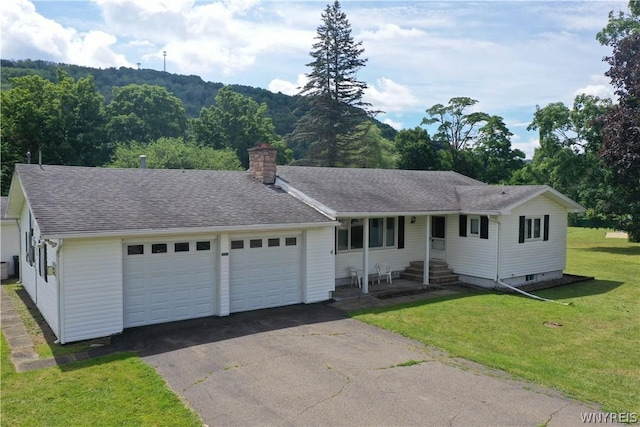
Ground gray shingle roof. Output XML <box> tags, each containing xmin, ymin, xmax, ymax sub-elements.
<box><xmin>455</xmin><ymin>185</ymin><xmax>550</xmax><ymax>212</ymax></box>
<box><xmin>277</xmin><ymin>166</ymin><xmax>487</xmax><ymax>214</ymax></box>
<box><xmin>15</xmin><ymin>165</ymin><xmax>332</xmax><ymax>236</ymax></box>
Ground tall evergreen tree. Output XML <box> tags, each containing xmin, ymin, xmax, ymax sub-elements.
<box><xmin>289</xmin><ymin>0</ymin><xmax>377</xmax><ymax>166</ymax></box>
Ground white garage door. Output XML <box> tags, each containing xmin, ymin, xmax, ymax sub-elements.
<box><xmin>230</xmin><ymin>234</ymin><xmax>302</xmax><ymax>313</ymax></box>
<box><xmin>123</xmin><ymin>239</ymin><xmax>217</xmax><ymax>327</ymax></box>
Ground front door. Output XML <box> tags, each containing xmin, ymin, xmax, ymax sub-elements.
<box><xmin>431</xmin><ymin>216</ymin><xmax>446</xmax><ymax>261</ymax></box>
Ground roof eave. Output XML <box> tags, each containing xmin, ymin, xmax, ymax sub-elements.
<box><xmin>334</xmin><ymin>210</ymin><xmax>462</xmax><ymax>218</ymax></box>
<box><xmin>41</xmin><ymin>221</ymin><xmax>338</xmax><ymax>240</ymax></box>
<box><xmin>5</xmin><ymin>171</ymin><xmax>26</xmax><ymax>219</ymax></box>
<box><xmin>500</xmin><ymin>186</ymin><xmax>585</xmax><ymax>213</ymax></box>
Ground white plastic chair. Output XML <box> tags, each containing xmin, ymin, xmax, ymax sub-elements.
<box><xmin>348</xmin><ymin>266</ymin><xmax>362</xmax><ymax>288</ymax></box>
<box><xmin>376</xmin><ymin>263</ymin><xmax>393</xmax><ymax>284</ymax></box>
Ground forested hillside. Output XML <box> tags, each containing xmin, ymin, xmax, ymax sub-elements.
<box><xmin>0</xmin><ymin>59</ymin><xmax>396</xmax><ymax>139</ymax></box>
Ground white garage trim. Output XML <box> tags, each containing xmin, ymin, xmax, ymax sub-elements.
<box><xmin>229</xmin><ymin>232</ymin><xmax>303</xmax><ymax>313</ymax></box>
<box><xmin>123</xmin><ymin>237</ymin><xmax>218</xmax><ymax>327</ymax></box>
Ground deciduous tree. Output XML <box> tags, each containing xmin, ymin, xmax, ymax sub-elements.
<box><xmin>473</xmin><ymin>116</ymin><xmax>525</xmax><ymax>184</ymax></box>
<box><xmin>422</xmin><ymin>97</ymin><xmax>490</xmax><ymax>171</ymax></box>
<box><xmin>394</xmin><ymin>127</ymin><xmax>441</xmax><ymax>170</ymax></box>
<box><xmin>109</xmin><ymin>137</ymin><xmax>242</xmax><ymax>170</ymax></box>
<box><xmin>106</xmin><ymin>84</ymin><xmax>188</xmax><ymax>144</ymax></box>
<box><xmin>1</xmin><ymin>71</ymin><xmax>107</xmax><ymax>194</ymax></box>
<box><xmin>192</xmin><ymin>87</ymin><xmax>290</xmax><ymax>167</ymax></box>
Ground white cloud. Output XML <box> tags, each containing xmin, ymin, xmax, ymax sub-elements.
<box><xmin>513</xmin><ymin>137</ymin><xmax>540</xmax><ymax>160</ymax></box>
<box><xmin>383</xmin><ymin>118</ymin><xmax>403</xmax><ymax>130</ymax></box>
<box><xmin>575</xmin><ymin>85</ymin><xmax>615</xmax><ymax>99</ymax></box>
<box><xmin>359</xmin><ymin>24</ymin><xmax>425</xmax><ymax>41</ymax></box>
<box><xmin>575</xmin><ymin>75</ymin><xmax>615</xmax><ymax>99</ymax></box>
<box><xmin>1</xmin><ymin>0</ymin><xmax>131</xmax><ymax>67</ymax></box>
<box><xmin>365</xmin><ymin>78</ymin><xmax>419</xmax><ymax>113</ymax></box>
<box><xmin>90</xmin><ymin>0</ymin><xmax>314</xmax><ymax>78</ymax></box>
<box><xmin>268</xmin><ymin>74</ymin><xmax>307</xmax><ymax>96</ymax></box>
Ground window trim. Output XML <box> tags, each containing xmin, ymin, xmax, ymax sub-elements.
<box><xmin>336</xmin><ymin>217</ymin><xmax>398</xmax><ymax>252</ymax></box>
<box><xmin>526</xmin><ymin>216</ymin><xmax>542</xmax><ymax>241</ymax></box>
<box><xmin>469</xmin><ymin>216</ymin><xmax>480</xmax><ymax>237</ymax></box>
<box><xmin>519</xmin><ymin>215</ymin><xmax>549</xmax><ymax>243</ymax></box>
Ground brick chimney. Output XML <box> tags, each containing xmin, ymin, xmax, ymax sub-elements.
<box><xmin>248</xmin><ymin>144</ymin><xmax>277</xmax><ymax>184</ymax></box>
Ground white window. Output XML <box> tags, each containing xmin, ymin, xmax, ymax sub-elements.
<box><xmin>337</xmin><ymin>217</ymin><xmax>396</xmax><ymax>252</ymax></box>
<box><xmin>469</xmin><ymin>217</ymin><xmax>480</xmax><ymax>236</ymax></box>
<box><xmin>526</xmin><ymin>217</ymin><xmax>542</xmax><ymax>240</ymax></box>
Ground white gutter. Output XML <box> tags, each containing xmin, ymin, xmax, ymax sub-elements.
<box><xmin>41</xmin><ymin>221</ymin><xmax>337</xmax><ymax>240</ymax></box>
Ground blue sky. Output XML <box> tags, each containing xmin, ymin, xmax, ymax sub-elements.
<box><xmin>1</xmin><ymin>0</ymin><xmax>629</xmax><ymax>158</ymax></box>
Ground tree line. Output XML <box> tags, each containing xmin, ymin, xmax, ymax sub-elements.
<box><xmin>1</xmin><ymin>0</ymin><xmax>637</xmax><ymax>241</ymax></box>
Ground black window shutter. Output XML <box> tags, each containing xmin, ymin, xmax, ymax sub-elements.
<box><xmin>480</xmin><ymin>216</ymin><xmax>489</xmax><ymax>239</ymax></box>
<box><xmin>398</xmin><ymin>216</ymin><xmax>405</xmax><ymax>249</ymax></box>
<box><xmin>518</xmin><ymin>216</ymin><xmax>526</xmax><ymax>243</ymax></box>
<box><xmin>543</xmin><ymin>215</ymin><xmax>550</xmax><ymax>241</ymax></box>
<box><xmin>459</xmin><ymin>215</ymin><xmax>467</xmax><ymax>237</ymax></box>
<box><xmin>44</xmin><ymin>244</ymin><xmax>48</xmax><ymax>282</ymax></box>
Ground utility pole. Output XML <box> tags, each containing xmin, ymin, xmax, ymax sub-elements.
<box><xmin>163</xmin><ymin>51</ymin><xmax>166</xmax><ymax>72</ymax></box>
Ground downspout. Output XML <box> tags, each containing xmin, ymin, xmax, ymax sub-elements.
<box><xmin>14</xmin><ymin>219</ymin><xmax>21</xmax><ymax>283</ymax></box>
<box><xmin>493</xmin><ymin>216</ymin><xmax>569</xmax><ymax>306</ymax></box>
<box><xmin>55</xmin><ymin>239</ymin><xmax>64</xmax><ymax>344</ymax></box>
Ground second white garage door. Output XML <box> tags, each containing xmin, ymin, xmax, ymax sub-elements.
<box><xmin>229</xmin><ymin>233</ymin><xmax>303</xmax><ymax>313</ymax></box>
<box><xmin>123</xmin><ymin>239</ymin><xmax>217</xmax><ymax>327</ymax></box>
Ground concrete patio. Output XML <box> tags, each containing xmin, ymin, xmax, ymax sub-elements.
<box><xmin>329</xmin><ymin>278</ymin><xmax>472</xmax><ymax>311</ymax></box>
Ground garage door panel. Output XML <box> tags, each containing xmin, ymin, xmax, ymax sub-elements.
<box><xmin>124</xmin><ymin>239</ymin><xmax>217</xmax><ymax>327</ymax></box>
<box><xmin>230</xmin><ymin>234</ymin><xmax>302</xmax><ymax>313</ymax></box>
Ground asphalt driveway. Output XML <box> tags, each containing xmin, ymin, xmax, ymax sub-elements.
<box><xmin>110</xmin><ymin>303</ymin><xmax>603</xmax><ymax>426</ymax></box>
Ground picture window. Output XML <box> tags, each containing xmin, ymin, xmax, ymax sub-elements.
<box><xmin>338</xmin><ymin>217</ymin><xmax>397</xmax><ymax>252</ymax></box>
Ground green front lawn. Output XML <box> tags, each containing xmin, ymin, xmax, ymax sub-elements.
<box><xmin>352</xmin><ymin>227</ymin><xmax>640</xmax><ymax>413</ymax></box>
<box><xmin>1</xmin><ymin>333</ymin><xmax>202</xmax><ymax>426</ymax></box>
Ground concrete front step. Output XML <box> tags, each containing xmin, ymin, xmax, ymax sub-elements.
<box><xmin>399</xmin><ymin>272</ymin><xmax>459</xmax><ymax>284</ymax></box>
<box><xmin>402</xmin><ymin>260</ymin><xmax>458</xmax><ymax>285</ymax></box>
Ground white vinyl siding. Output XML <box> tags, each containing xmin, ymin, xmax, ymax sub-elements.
<box><xmin>62</xmin><ymin>238</ymin><xmax>123</xmax><ymax>343</ymax></box>
<box><xmin>304</xmin><ymin>227</ymin><xmax>335</xmax><ymax>303</ymax></box>
<box><xmin>335</xmin><ymin>216</ymin><xmax>426</xmax><ymax>281</ymax></box>
<box><xmin>447</xmin><ymin>215</ymin><xmax>497</xmax><ymax>280</ymax></box>
<box><xmin>499</xmin><ymin>195</ymin><xmax>568</xmax><ymax>279</ymax></box>
<box><xmin>18</xmin><ymin>204</ymin><xmax>60</xmax><ymax>337</ymax></box>
<box><xmin>1</xmin><ymin>219</ymin><xmax>20</xmax><ymax>278</ymax></box>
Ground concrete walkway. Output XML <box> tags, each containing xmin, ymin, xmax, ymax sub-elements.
<box><xmin>0</xmin><ymin>285</ymin><xmax>52</xmax><ymax>371</ymax></box>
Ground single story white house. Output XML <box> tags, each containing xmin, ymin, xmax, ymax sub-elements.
<box><xmin>1</xmin><ymin>197</ymin><xmax>21</xmax><ymax>279</ymax></box>
<box><xmin>5</xmin><ymin>146</ymin><xmax>584</xmax><ymax>343</ymax></box>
